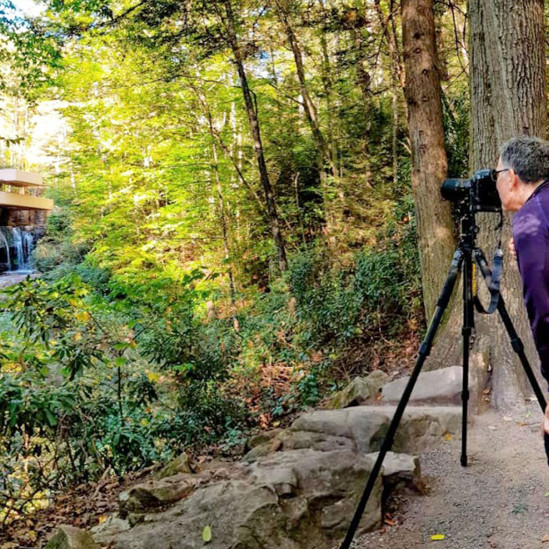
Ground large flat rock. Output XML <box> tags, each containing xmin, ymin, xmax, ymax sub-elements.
<box><xmin>290</xmin><ymin>405</ymin><xmax>462</xmax><ymax>454</ymax></box>
<box><xmin>97</xmin><ymin>449</ymin><xmax>382</xmax><ymax>549</ymax></box>
<box><xmin>381</xmin><ymin>366</ymin><xmax>464</xmax><ymax>405</ymax></box>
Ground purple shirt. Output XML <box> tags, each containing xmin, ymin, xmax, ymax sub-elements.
<box><xmin>512</xmin><ymin>181</ymin><xmax>549</xmax><ymax>383</ymax></box>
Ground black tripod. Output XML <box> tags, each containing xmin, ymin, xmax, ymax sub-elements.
<box><xmin>339</xmin><ymin>209</ymin><xmax>549</xmax><ymax>549</ymax></box>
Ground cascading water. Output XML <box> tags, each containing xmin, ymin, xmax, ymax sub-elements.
<box><xmin>11</xmin><ymin>227</ymin><xmax>34</xmax><ymax>272</ymax></box>
<box><xmin>22</xmin><ymin>231</ymin><xmax>34</xmax><ymax>271</ymax></box>
<box><xmin>0</xmin><ymin>227</ymin><xmax>35</xmax><ymax>274</ymax></box>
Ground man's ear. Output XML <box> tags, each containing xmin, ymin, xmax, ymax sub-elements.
<box><xmin>509</xmin><ymin>170</ymin><xmax>520</xmax><ymax>190</ymax></box>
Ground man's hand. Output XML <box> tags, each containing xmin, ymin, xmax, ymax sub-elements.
<box><xmin>508</xmin><ymin>237</ymin><xmax>517</xmax><ymax>259</ymax></box>
<box><xmin>541</xmin><ymin>403</ymin><xmax>549</xmax><ymax>437</ymax></box>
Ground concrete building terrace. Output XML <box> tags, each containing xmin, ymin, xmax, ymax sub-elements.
<box><xmin>0</xmin><ymin>169</ymin><xmax>53</xmax><ymax>211</ymax></box>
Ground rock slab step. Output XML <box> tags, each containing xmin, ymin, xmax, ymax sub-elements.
<box><xmin>381</xmin><ymin>366</ymin><xmax>464</xmax><ymax>405</ymax></box>
<box><xmin>289</xmin><ymin>405</ymin><xmax>462</xmax><ymax>454</ymax></box>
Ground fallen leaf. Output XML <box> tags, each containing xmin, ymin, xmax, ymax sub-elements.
<box><xmin>445</xmin><ymin>434</ymin><xmax>452</xmax><ymax>441</ymax></box>
<box><xmin>203</xmin><ymin>525</ymin><xmax>212</xmax><ymax>543</ymax></box>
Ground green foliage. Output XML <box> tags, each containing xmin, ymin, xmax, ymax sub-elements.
<box><xmin>288</xmin><ymin>240</ymin><xmax>419</xmax><ymax>349</ymax></box>
<box><xmin>443</xmin><ymin>88</ymin><xmax>470</xmax><ymax>178</ymax></box>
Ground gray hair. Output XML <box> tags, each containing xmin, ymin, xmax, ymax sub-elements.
<box><xmin>500</xmin><ymin>136</ymin><xmax>549</xmax><ymax>183</ymax></box>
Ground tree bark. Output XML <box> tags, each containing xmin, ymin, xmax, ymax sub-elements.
<box><xmin>468</xmin><ymin>0</ymin><xmax>547</xmax><ymax>410</ymax></box>
<box><xmin>401</xmin><ymin>0</ymin><xmax>455</xmax><ymax>319</ymax></box>
<box><xmin>223</xmin><ymin>0</ymin><xmax>288</xmax><ymax>272</ymax></box>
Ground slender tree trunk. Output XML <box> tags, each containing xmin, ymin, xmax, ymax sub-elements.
<box><xmin>211</xmin><ymin>140</ymin><xmax>239</xmax><ymax>331</ymax></box>
<box><xmin>274</xmin><ymin>0</ymin><xmax>326</xmax><ymax>155</ymax></box>
<box><xmin>351</xmin><ymin>26</ymin><xmax>372</xmax><ymax>186</ymax></box>
<box><xmin>468</xmin><ymin>0</ymin><xmax>547</xmax><ymax>410</ymax></box>
<box><xmin>401</xmin><ymin>0</ymin><xmax>455</xmax><ymax>319</ymax></box>
<box><xmin>375</xmin><ymin>0</ymin><xmax>404</xmax><ymax>187</ymax></box>
<box><xmin>274</xmin><ymin>0</ymin><xmax>337</xmax><ymax>233</ymax></box>
<box><xmin>223</xmin><ymin>0</ymin><xmax>288</xmax><ymax>272</ymax></box>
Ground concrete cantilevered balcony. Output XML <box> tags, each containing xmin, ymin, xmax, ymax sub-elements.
<box><xmin>0</xmin><ymin>169</ymin><xmax>53</xmax><ymax>211</ymax></box>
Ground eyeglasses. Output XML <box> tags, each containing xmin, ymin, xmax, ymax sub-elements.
<box><xmin>491</xmin><ymin>168</ymin><xmax>510</xmax><ymax>182</ymax></box>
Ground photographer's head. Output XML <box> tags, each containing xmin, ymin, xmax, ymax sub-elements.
<box><xmin>496</xmin><ymin>136</ymin><xmax>549</xmax><ymax>211</ymax></box>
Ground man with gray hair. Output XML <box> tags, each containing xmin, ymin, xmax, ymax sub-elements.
<box><xmin>494</xmin><ymin>135</ymin><xmax>549</xmax><ymax>435</ymax></box>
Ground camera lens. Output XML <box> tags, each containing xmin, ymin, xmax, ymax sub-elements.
<box><xmin>440</xmin><ymin>178</ymin><xmax>470</xmax><ymax>202</ymax></box>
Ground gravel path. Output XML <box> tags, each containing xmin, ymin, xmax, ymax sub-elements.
<box><xmin>355</xmin><ymin>406</ymin><xmax>549</xmax><ymax>549</ymax></box>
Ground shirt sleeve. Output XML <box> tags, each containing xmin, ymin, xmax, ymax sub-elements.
<box><xmin>513</xmin><ymin>208</ymin><xmax>549</xmax><ymax>384</ymax></box>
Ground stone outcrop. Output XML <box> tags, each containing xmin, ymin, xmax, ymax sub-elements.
<box><xmin>155</xmin><ymin>452</ymin><xmax>194</xmax><ymax>480</ymax></box>
<box><xmin>245</xmin><ymin>405</ymin><xmax>461</xmax><ymax>462</ymax></box>
<box><xmin>47</xmin><ymin>366</ymin><xmax>467</xmax><ymax>549</ymax></box>
<box><xmin>96</xmin><ymin>449</ymin><xmax>382</xmax><ymax>549</ymax></box>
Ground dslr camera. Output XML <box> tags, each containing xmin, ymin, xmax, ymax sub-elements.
<box><xmin>441</xmin><ymin>169</ymin><xmax>502</xmax><ymax>212</ymax></box>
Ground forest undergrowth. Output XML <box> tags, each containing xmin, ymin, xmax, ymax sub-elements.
<box><xmin>0</xmin><ymin>201</ymin><xmax>423</xmax><ymax>544</ymax></box>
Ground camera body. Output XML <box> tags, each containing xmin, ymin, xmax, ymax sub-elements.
<box><xmin>441</xmin><ymin>169</ymin><xmax>502</xmax><ymax>212</ymax></box>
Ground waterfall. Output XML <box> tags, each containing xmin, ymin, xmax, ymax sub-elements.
<box><xmin>10</xmin><ymin>227</ymin><xmax>34</xmax><ymax>273</ymax></box>
<box><xmin>0</xmin><ymin>228</ymin><xmax>11</xmax><ymax>271</ymax></box>
<box><xmin>0</xmin><ymin>227</ymin><xmax>35</xmax><ymax>274</ymax></box>
<box><xmin>11</xmin><ymin>228</ymin><xmax>23</xmax><ymax>271</ymax></box>
<box><xmin>23</xmin><ymin>231</ymin><xmax>34</xmax><ymax>270</ymax></box>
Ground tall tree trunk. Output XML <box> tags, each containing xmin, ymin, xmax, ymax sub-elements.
<box><xmin>223</xmin><ymin>0</ymin><xmax>288</xmax><ymax>272</ymax></box>
<box><xmin>401</xmin><ymin>0</ymin><xmax>455</xmax><ymax>319</ymax></box>
<box><xmin>468</xmin><ymin>0</ymin><xmax>547</xmax><ymax>410</ymax></box>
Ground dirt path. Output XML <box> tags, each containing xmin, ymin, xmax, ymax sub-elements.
<box><xmin>355</xmin><ymin>406</ymin><xmax>549</xmax><ymax>549</ymax></box>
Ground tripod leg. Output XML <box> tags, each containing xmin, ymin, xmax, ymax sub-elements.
<box><xmin>474</xmin><ymin>248</ymin><xmax>549</xmax><ymax>464</ymax></box>
<box><xmin>461</xmin><ymin>250</ymin><xmax>473</xmax><ymax>466</ymax></box>
<box><xmin>338</xmin><ymin>249</ymin><xmax>464</xmax><ymax>549</ymax></box>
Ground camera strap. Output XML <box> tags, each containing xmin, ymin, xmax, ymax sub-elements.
<box><xmin>474</xmin><ymin>212</ymin><xmax>504</xmax><ymax>315</ymax></box>
<box><xmin>474</xmin><ymin>248</ymin><xmax>503</xmax><ymax>314</ymax></box>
